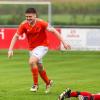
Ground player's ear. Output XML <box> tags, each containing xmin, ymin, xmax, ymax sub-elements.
<box><xmin>34</xmin><ymin>14</ymin><xmax>37</xmax><ymax>18</ymax></box>
<box><xmin>35</xmin><ymin>14</ymin><xmax>36</xmax><ymax>18</ymax></box>
<box><xmin>36</xmin><ymin>13</ymin><xmax>38</xmax><ymax>18</ymax></box>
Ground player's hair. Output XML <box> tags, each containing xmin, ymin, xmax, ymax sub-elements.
<box><xmin>25</xmin><ymin>8</ymin><xmax>38</xmax><ymax>17</ymax></box>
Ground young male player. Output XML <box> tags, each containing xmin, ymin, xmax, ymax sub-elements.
<box><xmin>58</xmin><ymin>88</ymin><xmax>100</xmax><ymax>100</ymax></box>
<box><xmin>8</xmin><ymin>8</ymin><xmax>71</xmax><ymax>93</ymax></box>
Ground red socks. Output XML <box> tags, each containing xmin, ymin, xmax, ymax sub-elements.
<box><xmin>93</xmin><ymin>94</ymin><xmax>100</xmax><ymax>100</ymax></box>
<box><xmin>80</xmin><ymin>92</ymin><xmax>92</xmax><ymax>96</ymax></box>
<box><xmin>39</xmin><ymin>69</ymin><xmax>50</xmax><ymax>85</ymax></box>
<box><xmin>68</xmin><ymin>90</ymin><xmax>100</xmax><ymax>100</ymax></box>
<box><xmin>31</xmin><ymin>66</ymin><xmax>50</xmax><ymax>85</ymax></box>
<box><xmin>31</xmin><ymin>67</ymin><xmax>38</xmax><ymax>85</ymax></box>
<box><xmin>70</xmin><ymin>91</ymin><xmax>79</xmax><ymax>97</ymax></box>
<box><xmin>70</xmin><ymin>91</ymin><xmax>92</xmax><ymax>97</ymax></box>
<box><xmin>71</xmin><ymin>91</ymin><xmax>100</xmax><ymax>100</ymax></box>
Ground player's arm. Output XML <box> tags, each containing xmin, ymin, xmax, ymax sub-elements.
<box><xmin>47</xmin><ymin>26</ymin><xmax>71</xmax><ymax>49</ymax></box>
<box><xmin>8</xmin><ymin>33</ymin><xmax>19</xmax><ymax>58</ymax></box>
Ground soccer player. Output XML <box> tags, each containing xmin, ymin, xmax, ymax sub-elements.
<box><xmin>58</xmin><ymin>88</ymin><xmax>100</xmax><ymax>100</ymax></box>
<box><xmin>8</xmin><ymin>8</ymin><xmax>71</xmax><ymax>93</ymax></box>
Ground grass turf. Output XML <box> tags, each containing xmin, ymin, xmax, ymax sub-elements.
<box><xmin>0</xmin><ymin>50</ymin><xmax>100</xmax><ymax>100</ymax></box>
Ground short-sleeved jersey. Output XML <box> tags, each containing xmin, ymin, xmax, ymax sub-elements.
<box><xmin>17</xmin><ymin>19</ymin><xmax>49</xmax><ymax>50</ymax></box>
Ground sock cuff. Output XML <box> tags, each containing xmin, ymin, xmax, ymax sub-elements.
<box><xmin>39</xmin><ymin>69</ymin><xmax>46</xmax><ymax>74</ymax></box>
<box><xmin>76</xmin><ymin>91</ymin><xmax>81</xmax><ymax>96</ymax></box>
<box><xmin>32</xmin><ymin>67</ymin><xmax>38</xmax><ymax>73</ymax></box>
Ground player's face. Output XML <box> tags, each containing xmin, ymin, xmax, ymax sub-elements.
<box><xmin>25</xmin><ymin>13</ymin><xmax>36</xmax><ymax>24</ymax></box>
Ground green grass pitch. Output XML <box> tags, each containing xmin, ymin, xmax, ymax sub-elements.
<box><xmin>0</xmin><ymin>50</ymin><xmax>100</xmax><ymax>100</ymax></box>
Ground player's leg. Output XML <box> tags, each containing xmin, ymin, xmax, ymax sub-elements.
<box><xmin>29</xmin><ymin>46</ymin><xmax>53</xmax><ymax>93</ymax></box>
<box><xmin>78</xmin><ymin>95</ymin><xmax>94</xmax><ymax>100</ymax></box>
<box><xmin>29</xmin><ymin>46</ymin><xmax>47</xmax><ymax>92</ymax></box>
<box><xmin>93</xmin><ymin>94</ymin><xmax>100</xmax><ymax>100</ymax></box>
<box><xmin>58</xmin><ymin>88</ymin><xmax>93</xmax><ymax>100</ymax></box>
<box><xmin>38</xmin><ymin>63</ymin><xmax>50</xmax><ymax>85</ymax></box>
<box><xmin>38</xmin><ymin>63</ymin><xmax>53</xmax><ymax>93</ymax></box>
<box><xmin>70</xmin><ymin>90</ymin><xmax>93</xmax><ymax>100</ymax></box>
<box><xmin>29</xmin><ymin>56</ymin><xmax>39</xmax><ymax>92</ymax></box>
<box><xmin>58</xmin><ymin>88</ymin><xmax>81</xmax><ymax>100</ymax></box>
<box><xmin>58</xmin><ymin>88</ymin><xmax>71</xmax><ymax>100</ymax></box>
<box><xmin>78</xmin><ymin>95</ymin><xmax>89</xmax><ymax>100</ymax></box>
<box><xmin>70</xmin><ymin>91</ymin><xmax>92</xmax><ymax>97</ymax></box>
<box><xmin>35</xmin><ymin>46</ymin><xmax>53</xmax><ymax>93</ymax></box>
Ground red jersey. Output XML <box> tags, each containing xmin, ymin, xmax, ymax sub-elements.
<box><xmin>17</xmin><ymin>19</ymin><xmax>48</xmax><ymax>50</ymax></box>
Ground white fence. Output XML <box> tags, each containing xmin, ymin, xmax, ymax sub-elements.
<box><xmin>61</xmin><ymin>28</ymin><xmax>100</xmax><ymax>51</ymax></box>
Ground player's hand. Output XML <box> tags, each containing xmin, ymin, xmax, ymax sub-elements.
<box><xmin>8</xmin><ymin>50</ymin><xmax>13</xmax><ymax>58</ymax></box>
<box><xmin>63</xmin><ymin>42</ymin><xmax>71</xmax><ymax>50</ymax></box>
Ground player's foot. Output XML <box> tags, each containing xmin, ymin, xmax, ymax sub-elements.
<box><xmin>78</xmin><ymin>95</ymin><xmax>88</xmax><ymax>100</ymax></box>
<box><xmin>45</xmin><ymin>80</ymin><xmax>53</xmax><ymax>94</ymax></box>
<box><xmin>58</xmin><ymin>92</ymin><xmax>65</xmax><ymax>100</ymax></box>
<box><xmin>30</xmin><ymin>85</ymin><xmax>38</xmax><ymax>92</ymax></box>
<box><xmin>58</xmin><ymin>88</ymin><xmax>71</xmax><ymax>100</ymax></box>
<box><xmin>78</xmin><ymin>95</ymin><xmax>84</xmax><ymax>100</ymax></box>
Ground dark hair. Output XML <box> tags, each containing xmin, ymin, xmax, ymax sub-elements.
<box><xmin>25</xmin><ymin>8</ymin><xmax>38</xmax><ymax>17</ymax></box>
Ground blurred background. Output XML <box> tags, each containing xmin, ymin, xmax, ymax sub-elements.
<box><xmin>0</xmin><ymin>0</ymin><xmax>100</xmax><ymax>27</ymax></box>
<box><xmin>0</xmin><ymin>0</ymin><xmax>100</xmax><ymax>50</ymax></box>
<box><xmin>0</xmin><ymin>1</ymin><xmax>100</xmax><ymax>100</ymax></box>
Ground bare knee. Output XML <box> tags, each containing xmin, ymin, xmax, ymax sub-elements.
<box><xmin>37</xmin><ymin>63</ymin><xmax>43</xmax><ymax>72</ymax></box>
<box><xmin>29</xmin><ymin>60</ymin><xmax>35</xmax><ymax>66</ymax></box>
<box><xmin>29</xmin><ymin>57</ymin><xmax>38</xmax><ymax>67</ymax></box>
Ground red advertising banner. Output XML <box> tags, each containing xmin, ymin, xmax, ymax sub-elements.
<box><xmin>0</xmin><ymin>28</ymin><xmax>60</xmax><ymax>50</ymax></box>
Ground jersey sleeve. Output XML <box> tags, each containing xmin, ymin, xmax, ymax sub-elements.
<box><xmin>17</xmin><ymin>23</ymin><xmax>25</xmax><ymax>35</ymax></box>
<box><xmin>41</xmin><ymin>20</ymin><xmax>48</xmax><ymax>29</ymax></box>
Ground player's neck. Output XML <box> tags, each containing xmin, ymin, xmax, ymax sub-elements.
<box><xmin>30</xmin><ymin>19</ymin><xmax>36</xmax><ymax>27</ymax></box>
